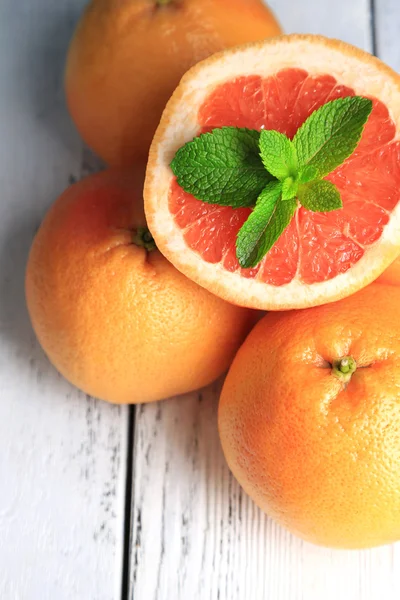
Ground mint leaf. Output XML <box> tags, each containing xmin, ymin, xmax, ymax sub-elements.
<box><xmin>170</xmin><ymin>127</ymin><xmax>273</xmax><ymax>208</ymax></box>
<box><xmin>236</xmin><ymin>182</ymin><xmax>297</xmax><ymax>268</ymax></box>
<box><xmin>281</xmin><ymin>177</ymin><xmax>298</xmax><ymax>200</ymax></box>
<box><xmin>293</xmin><ymin>96</ymin><xmax>373</xmax><ymax>179</ymax></box>
<box><xmin>259</xmin><ymin>130</ymin><xmax>298</xmax><ymax>181</ymax></box>
<box><xmin>298</xmin><ymin>179</ymin><xmax>342</xmax><ymax>212</ymax></box>
<box><xmin>298</xmin><ymin>165</ymin><xmax>318</xmax><ymax>184</ymax></box>
<box><xmin>236</xmin><ymin>181</ymin><xmax>282</xmax><ymax>268</ymax></box>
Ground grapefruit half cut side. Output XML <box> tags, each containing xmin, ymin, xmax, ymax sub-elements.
<box><xmin>145</xmin><ymin>35</ymin><xmax>400</xmax><ymax>310</ymax></box>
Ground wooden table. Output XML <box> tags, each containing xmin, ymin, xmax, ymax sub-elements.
<box><xmin>1</xmin><ymin>1</ymin><xmax>400</xmax><ymax>598</ymax></box>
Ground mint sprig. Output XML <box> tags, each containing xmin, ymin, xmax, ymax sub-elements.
<box><xmin>171</xmin><ymin>96</ymin><xmax>373</xmax><ymax>268</ymax></box>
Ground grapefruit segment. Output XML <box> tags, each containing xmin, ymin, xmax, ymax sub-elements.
<box><xmin>291</xmin><ymin>74</ymin><xmax>337</xmax><ymax>131</ymax></box>
<box><xmin>259</xmin><ymin>217</ymin><xmax>299</xmax><ymax>285</ymax></box>
<box><xmin>198</xmin><ymin>75</ymin><xmax>266</xmax><ymax>131</ymax></box>
<box><xmin>355</xmin><ymin>99</ymin><xmax>396</xmax><ymax>154</ymax></box>
<box><xmin>145</xmin><ymin>35</ymin><xmax>400</xmax><ymax>309</ymax></box>
<box><xmin>262</xmin><ymin>69</ymin><xmax>307</xmax><ymax>137</ymax></box>
<box><xmin>297</xmin><ymin>208</ymin><xmax>365</xmax><ymax>284</ymax></box>
<box><xmin>326</xmin><ymin>84</ymin><xmax>355</xmax><ymax>102</ymax></box>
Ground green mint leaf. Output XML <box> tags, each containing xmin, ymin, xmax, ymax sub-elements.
<box><xmin>170</xmin><ymin>127</ymin><xmax>273</xmax><ymax>208</ymax></box>
<box><xmin>281</xmin><ymin>177</ymin><xmax>298</xmax><ymax>200</ymax></box>
<box><xmin>236</xmin><ymin>181</ymin><xmax>282</xmax><ymax>268</ymax></box>
<box><xmin>298</xmin><ymin>179</ymin><xmax>343</xmax><ymax>212</ymax></box>
<box><xmin>236</xmin><ymin>182</ymin><xmax>297</xmax><ymax>269</ymax></box>
<box><xmin>298</xmin><ymin>165</ymin><xmax>318</xmax><ymax>184</ymax></box>
<box><xmin>259</xmin><ymin>129</ymin><xmax>298</xmax><ymax>181</ymax></box>
<box><xmin>293</xmin><ymin>96</ymin><xmax>373</xmax><ymax>179</ymax></box>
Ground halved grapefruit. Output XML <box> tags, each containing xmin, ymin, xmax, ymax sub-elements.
<box><xmin>145</xmin><ymin>35</ymin><xmax>400</xmax><ymax>310</ymax></box>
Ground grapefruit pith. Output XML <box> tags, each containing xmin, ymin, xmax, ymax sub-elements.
<box><xmin>145</xmin><ymin>35</ymin><xmax>400</xmax><ymax>310</ymax></box>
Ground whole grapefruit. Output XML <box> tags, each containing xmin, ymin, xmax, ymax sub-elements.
<box><xmin>376</xmin><ymin>255</ymin><xmax>400</xmax><ymax>286</ymax></box>
<box><xmin>25</xmin><ymin>169</ymin><xmax>254</xmax><ymax>404</ymax></box>
<box><xmin>64</xmin><ymin>0</ymin><xmax>281</xmax><ymax>166</ymax></box>
<box><xmin>219</xmin><ymin>284</ymin><xmax>400</xmax><ymax>548</ymax></box>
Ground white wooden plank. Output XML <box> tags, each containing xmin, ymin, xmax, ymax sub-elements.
<box><xmin>0</xmin><ymin>2</ymin><xmax>128</xmax><ymax>599</ymax></box>
<box><xmin>129</xmin><ymin>1</ymin><xmax>400</xmax><ymax>599</ymax></box>
<box><xmin>130</xmin><ymin>383</ymin><xmax>304</xmax><ymax>600</ymax></box>
<box><xmin>268</xmin><ymin>0</ymin><xmax>372</xmax><ymax>51</ymax></box>
<box><xmin>130</xmin><ymin>389</ymin><xmax>400</xmax><ymax>600</ymax></box>
<box><xmin>374</xmin><ymin>0</ymin><xmax>400</xmax><ymax>70</ymax></box>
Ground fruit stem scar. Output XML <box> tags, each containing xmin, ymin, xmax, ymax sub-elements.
<box><xmin>332</xmin><ymin>356</ymin><xmax>357</xmax><ymax>383</ymax></box>
<box><xmin>132</xmin><ymin>227</ymin><xmax>157</xmax><ymax>252</ymax></box>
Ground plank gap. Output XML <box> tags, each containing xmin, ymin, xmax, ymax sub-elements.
<box><xmin>370</xmin><ymin>0</ymin><xmax>378</xmax><ymax>56</ymax></box>
<box><xmin>121</xmin><ymin>405</ymin><xmax>136</xmax><ymax>600</ymax></box>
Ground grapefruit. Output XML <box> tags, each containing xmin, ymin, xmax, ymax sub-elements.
<box><xmin>376</xmin><ymin>255</ymin><xmax>400</xmax><ymax>286</ymax></box>
<box><xmin>64</xmin><ymin>0</ymin><xmax>281</xmax><ymax>167</ymax></box>
<box><xmin>25</xmin><ymin>169</ymin><xmax>254</xmax><ymax>404</ymax></box>
<box><xmin>219</xmin><ymin>283</ymin><xmax>400</xmax><ymax>549</ymax></box>
<box><xmin>145</xmin><ymin>35</ymin><xmax>400</xmax><ymax>310</ymax></box>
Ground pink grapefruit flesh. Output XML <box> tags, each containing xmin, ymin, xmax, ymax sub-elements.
<box><xmin>168</xmin><ymin>69</ymin><xmax>400</xmax><ymax>286</ymax></box>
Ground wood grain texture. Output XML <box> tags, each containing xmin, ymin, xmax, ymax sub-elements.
<box><xmin>130</xmin><ymin>383</ymin><xmax>304</xmax><ymax>600</ymax></box>
<box><xmin>129</xmin><ymin>386</ymin><xmax>400</xmax><ymax>600</ymax></box>
<box><xmin>0</xmin><ymin>2</ymin><xmax>127</xmax><ymax>599</ymax></box>
<box><xmin>268</xmin><ymin>0</ymin><xmax>372</xmax><ymax>50</ymax></box>
<box><xmin>129</xmin><ymin>0</ymin><xmax>400</xmax><ymax>599</ymax></box>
